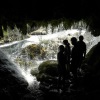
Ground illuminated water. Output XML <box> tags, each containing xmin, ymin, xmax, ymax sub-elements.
<box><xmin>0</xmin><ymin>26</ymin><xmax>100</xmax><ymax>90</ymax></box>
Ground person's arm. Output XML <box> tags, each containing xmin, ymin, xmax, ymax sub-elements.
<box><xmin>84</xmin><ymin>43</ymin><xmax>86</xmax><ymax>58</ymax></box>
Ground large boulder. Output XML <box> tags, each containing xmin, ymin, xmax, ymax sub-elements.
<box><xmin>36</xmin><ymin>60</ymin><xmax>58</xmax><ymax>91</ymax></box>
<box><xmin>81</xmin><ymin>42</ymin><xmax>100</xmax><ymax>91</ymax></box>
<box><xmin>83</xmin><ymin>42</ymin><xmax>100</xmax><ymax>74</ymax></box>
<box><xmin>0</xmin><ymin>50</ymin><xmax>29</xmax><ymax>100</ymax></box>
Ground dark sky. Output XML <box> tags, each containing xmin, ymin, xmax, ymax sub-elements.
<box><xmin>0</xmin><ymin>0</ymin><xmax>100</xmax><ymax>20</ymax></box>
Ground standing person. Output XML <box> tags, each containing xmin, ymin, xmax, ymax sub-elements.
<box><xmin>70</xmin><ymin>37</ymin><xmax>78</xmax><ymax>80</ymax></box>
<box><xmin>57</xmin><ymin>45</ymin><xmax>66</xmax><ymax>92</ymax></box>
<box><xmin>77</xmin><ymin>35</ymin><xmax>86</xmax><ymax>68</ymax></box>
<box><xmin>63</xmin><ymin>39</ymin><xmax>71</xmax><ymax>78</ymax></box>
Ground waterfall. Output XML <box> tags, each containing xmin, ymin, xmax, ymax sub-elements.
<box><xmin>1</xmin><ymin>24</ymin><xmax>100</xmax><ymax>91</ymax></box>
<box><xmin>0</xmin><ymin>49</ymin><xmax>26</xmax><ymax>82</ymax></box>
<box><xmin>0</xmin><ymin>40</ymin><xmax>40</xmax><ymax>90</ymax></box>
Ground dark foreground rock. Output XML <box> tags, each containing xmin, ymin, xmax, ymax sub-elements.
<box><xmin>81</xmin><ymin>42</ymin><xmax>100</xmax><ymax>91</ymax></box>
<box><xmin>0</xmin><ymin>50</ymin><xmax>29</xmax><ymax>100</ymax></box>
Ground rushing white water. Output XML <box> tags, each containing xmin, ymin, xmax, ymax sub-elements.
<box><xmin>23</xmin><ymin>29</ymin><xmax>100</xmax><ymax>53</ymax></box>
<box><xmin>0</xmin><ymin>49</ymin><xmax>27</xmax><ymax>83</ymax></box>
<box><xmin>0</xmin><ymin>27</ymin><xmax>100</xmax><ymax>90</ymax></box>
<box><xmin>23</xmin><ymin>29</ymin><xmax>80</xmax><ymax>48</ymax></box>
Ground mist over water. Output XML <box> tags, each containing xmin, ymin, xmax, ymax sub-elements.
<box><xmin>0</xmin><ymin>23</ymin><xmax>100</xmax><ymax>90</ymax></box>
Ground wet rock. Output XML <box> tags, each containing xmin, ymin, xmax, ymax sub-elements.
<box><xmin>0</xmin><ymin>50</ymin><xmax>29</xmax><ymax>100</ymax></box>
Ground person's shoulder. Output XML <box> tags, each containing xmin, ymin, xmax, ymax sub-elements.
<box><xmin>77</xmin><ymin>41</ymin><xmax>80</xmax><ymax>44</ymax></box>
<box><xmin>83</xmin><ymin>41</ymin><xmax>86</xmax><ymax>45</ymax></box>
<box><xmin>68</xmin><ymin>43</ymin><xmax>70</xmax><ymax>46</ymax></box>
<box><xmin>76</xmin><ymin>41</ymin><xmax>80</xmax><ymax>45</ymax></box>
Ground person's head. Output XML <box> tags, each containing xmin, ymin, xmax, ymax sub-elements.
<box><xmin>71</xmin><ymin>37</ymin><xmax>77</xmax><ymax>45</ymax></box>
<box><xmin>58</xmin><ymin>45</ymin><xmax>64</xmax><ymax>52</ymax></box>
<box><xmin>63</xmin><ymin>39</ymin><xmax>68</xmax><ymax>45</ymax></box>
<box><xmin>79</xmin><ymin>35</ymin><xmax>84</xmax><ymax>41</ymax></box>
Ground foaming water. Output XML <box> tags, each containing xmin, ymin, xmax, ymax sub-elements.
<box><xmin>0</xmin><ymin>28</ymin><xmax>100</xmax><ymax>90</ymax></box>
<box><xmin>20</xmin><ymin>68</ymin><xmax>40</xmax><ymax>90</ymax></box>
<box><xmin>23</xmin><ymin>29</ymin><xmax>80</xmax><ymax>48</ymax></box>
<box><xmin>0</xmin><ymin>49</ymin><xmax>27</xmax><ymax>83</ymax></box>
<box><xmin>0</xmin><ymin>49</ymin><xmax>39</xmax><ymax>90</ymax></box>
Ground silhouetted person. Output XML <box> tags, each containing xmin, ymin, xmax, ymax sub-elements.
<box><xmin>70</xmin><ymin>37</ymin><xmax>78</xmax><ymax>80</ymax></box>
<box><xmin>63</xmin><ymin>39</ymin><xmax>71</xmax><ymax>78</ymax></box>
<box><xmin>57</xmin><ymin>45</ymin><xmax>66</xmax><ymax>92</ymax></box>
<box><xmin>77</xmin><ymin>35</ymin><xmax>86</xmax><ymax>68</ymax></box>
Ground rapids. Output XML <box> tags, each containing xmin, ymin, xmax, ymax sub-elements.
<box><xmin>0</xmin><ymin>28</ymin><xmax>100</xmax><ymax>90</ymax></box>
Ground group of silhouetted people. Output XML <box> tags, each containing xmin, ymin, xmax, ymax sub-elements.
<box><xmin>57</xmin><ymin>35</ymin><xmax>86</xmax><ymax>92</ymax></box>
